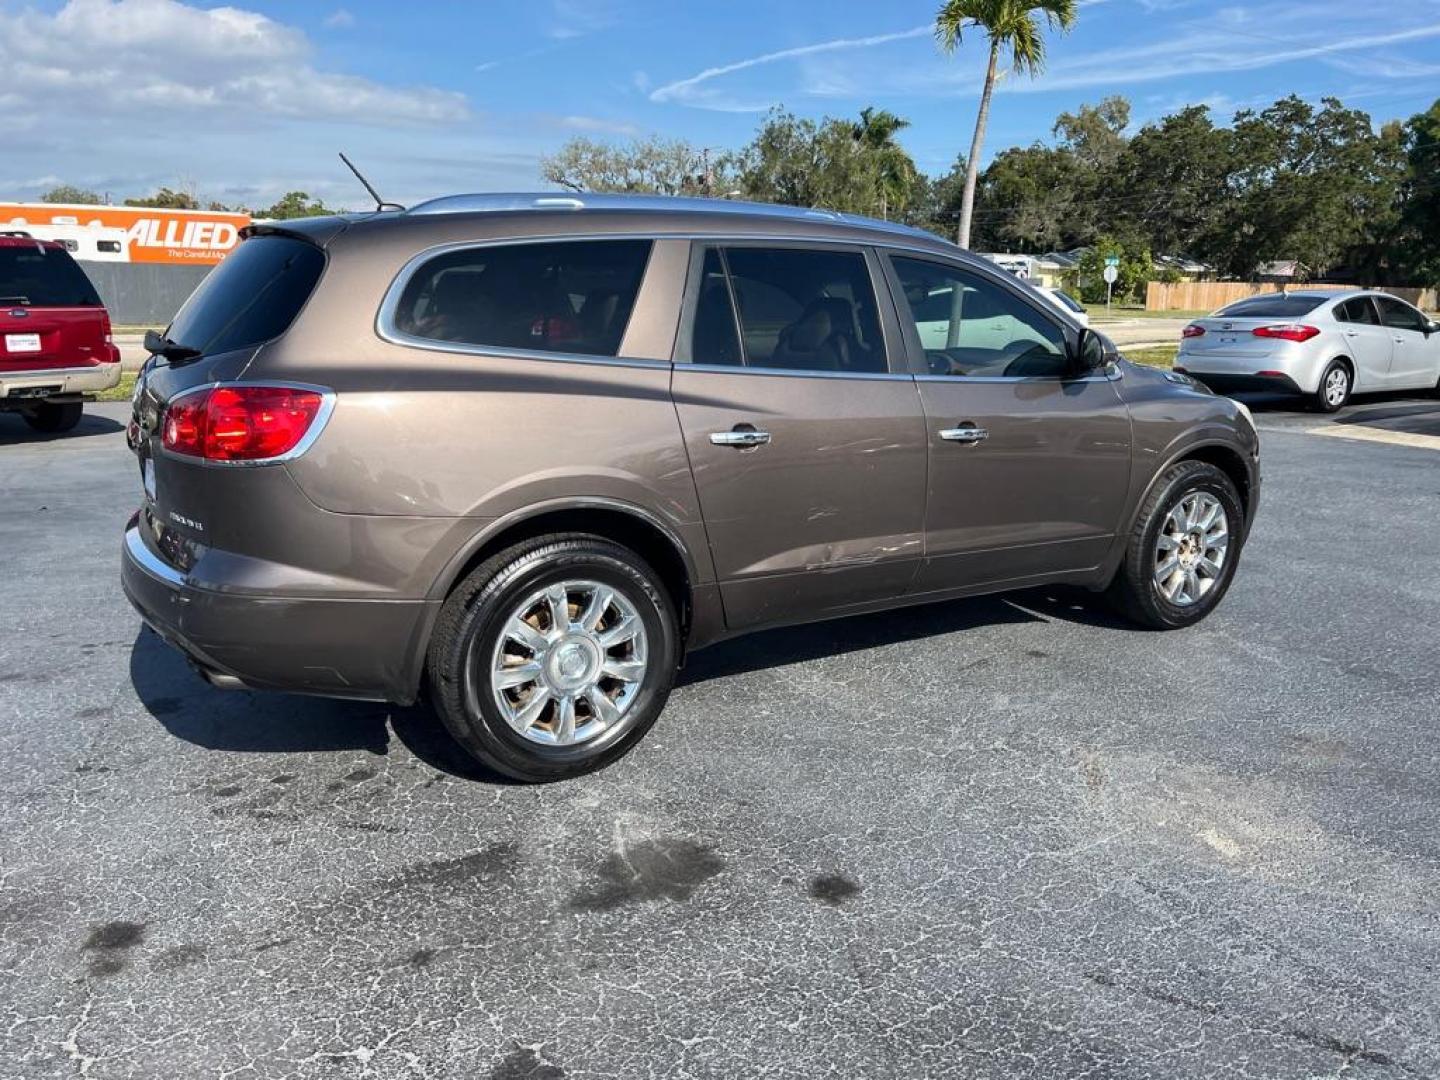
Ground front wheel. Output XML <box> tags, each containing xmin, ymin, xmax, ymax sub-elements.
<box><xmin>1313</xmin><ymin>360</ymin><xmax>1351</xmax><ymax>413</ymax></box>
<box><xmin>427</xmin><ymin>535</ymin><xmax>679</xmax><ymax>782</ymax></box>
<box><xmin>1106</xmin><ymin>460</ymin><xmax>1245</xmax><ymax>630</ymax></box>
<box><xmin>22</xmin><ymin>402</ymin><xmax>83</xmax><ymax>433</ymax></box>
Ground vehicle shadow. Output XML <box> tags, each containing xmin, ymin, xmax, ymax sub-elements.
<box><xmin>677</xmin><ymin>584</ymin><xmax>1132</xmax><ymax>688</ymax></box>
<box><xmin>128</xmin><ymin>626</ymin><xmax>507</xmax><ymax>783</ymax></box>
<box><xmin>131</xmin><ymin>585</ymin><xmax>1129</xmax><ymax>779</ymax></box>
<box><xmin>0</xmin><ymin>410</ymin><xmax>124</xmax><ymax>445</ymax></box>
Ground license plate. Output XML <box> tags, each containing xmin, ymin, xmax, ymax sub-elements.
<box><xmin>143</xmin><ymin>458</ymin><xmax>156</xmax><ymax>501</ymax></box>
<box><xmin>1217</xmin><ymin>335</ymin><xmax>1238</xmax><ymax>345</ymax></box>
<box><xmin>5</xmin><ymin>333</ymin><xmax>41</xmax><ymax>353</ymax></box>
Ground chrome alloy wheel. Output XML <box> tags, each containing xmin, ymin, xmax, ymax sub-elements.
<box><xmin>1324</xmin><ymin>366</ymin><xmax>1349</xmax><ymax>408</ymax></box>
<box><xmin>1153</xmin><ymin>492</ymin><xmax>1230</xmax><ymax>607</ymax></box>
<box><xmin>485</xmin><ymin>580</ymin><xmax>648</xmax><ymax>746</ymax></box>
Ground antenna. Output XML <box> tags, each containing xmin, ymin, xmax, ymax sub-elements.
<box><xmin>338</xmin><ymin>152</ymin><xmax>404</xmax><ymax>212</ymax></box>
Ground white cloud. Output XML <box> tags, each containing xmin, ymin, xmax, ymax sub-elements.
<box><xmin>547</xmin><ymin>0</ymin><xmax>613</xmax><ymax>40</ymax></box>
<box><xmin>323</xmin><ymin>8</ymin><xmax>355</xmax><ymax>29</ymax></box>
<box><xmin>1005</xmin><ymin>19</ymin><xmax>1440</xmax><ymax>93</ymax></box>
<box><xmin>0</xmin><ymin>0</ymin><xmax>467</xmax><ymax>125</ymax></box>
<box><xmin>649</xmin><ymin>25</ymin><xmax>933</xmax><ymax>110</ymax></box>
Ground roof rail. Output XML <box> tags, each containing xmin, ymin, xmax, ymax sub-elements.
<box><xmin>403</xmin><ymin>192</ymin><xmax>947</xmax><ymax>242</ymax></box>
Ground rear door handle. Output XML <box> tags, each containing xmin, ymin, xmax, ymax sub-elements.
<box><xmin>939</xmin><ymin>425</ymin><xmax>989</xmax><ymax>444</ymax></box>
<box><xmin>710</xmin><ymin>427</ymin><xmax>771</xmax><ymax>448</ymax></box>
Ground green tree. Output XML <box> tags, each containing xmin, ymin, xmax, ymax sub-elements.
<box><xmin>40</xmin><ymin>184</ymin><xmax>103</xmax><ymax>205</ymax></box>
<box><xmin>1219</xmin><ymin>96</ymin><xmax>1402</xmax><ymax>279</ymax></box>
<box><xmin>540</xmin><ymin>136</ymin><xmax>709</xmax><ymax>195</ymax></box>
<box><xmin>124</xmin><ymin>187</ymin><xmax>201</xmax><ymax>210</ymax></box>
<box><xmin>850</xmin><ymin>107</ymin><xmax>920</xmax><ymax>218</ymax></box>
<box><xmin>732</xmin><ymin>108</ymin><xmax>883</xmax><ymax>214</ymax></box>
<box><xmin>1111</xmin><ymin>105</ymin><xmax>1232</xmax><ymax>258</ymax></box>
<box><xmin>935</xmin><ymin>0</ymin><xmax>1079</xmax><ymax>249</ymax></box>
<box><xmin>254</xmin><ymin>191</ymin><xmax>332</xmax><ymax>220</ymax></box>
<box><xmin>1396</xmin><ymin>100</ymin><xmax>1440</xmax><ymax>286</ymax></box>
<box><xmin>1077</xmin><ymin>235</ymin><xmax>1152</xmax><ymax>305</ymax></box>
<box><xmin>970</xmin><ymin>144</ymin><xmax>1079</xmax><ymax>251</ymax></box>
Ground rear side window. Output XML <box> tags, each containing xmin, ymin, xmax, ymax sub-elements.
<box><xmin>1376</xmin><ymin>296</ymin><xmax>1427</xmax><ymax>332</ymax></box>
<box><xmin>1335</xmin><ymin>297</ymin><xmax>1378</xmax><ymax>325</ymax></box>
<box><xmin>392</xmin><ymin>240</ymin><xmax>652</xmax><ymax>358</ymax></box>
<box><xmin>683</xmin><ymin>245</ymin><xmax>887</xmax><ymax>374</ymax></box>
<box><xmin>166</xmin><ymin>235</ymin><xmax>324</xmax><ymax>356</ymax></box>
<box><xmin>0</xmin><ymin>244</ymin><xmax>102</xmax><ymax>307</ymax></box>
<box><xmin>1216</xmin><ymin>295</ymin><xmax>1324</xmax><ymax>318</ymax></box>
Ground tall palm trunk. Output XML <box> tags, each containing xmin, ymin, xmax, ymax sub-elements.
<box><xmin>957</xmin><ymin>38</ymin><xmax>1000</xmax><ymax>249</ymax></box>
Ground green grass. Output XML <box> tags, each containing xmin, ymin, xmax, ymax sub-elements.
<box><xmin>1091</xmin><ymin>308</ymin><xmax>1209</xmax><ymax>323</ymax></box>
<box><xmin>1121</xmin><ymin>344</ymin><xmax>1179</xmax><ymax>369</ymax></box>
<box><xmin>96</xmin><ymin>371</ymin><xmax>137</xmax><ymax>402</ymax></box>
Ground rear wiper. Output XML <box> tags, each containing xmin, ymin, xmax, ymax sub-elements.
<box><xmin>1</xmin><ymin>295</ymin><xmax>30</xmax><ymax>305</ymax></box>
<box><xmin>143</xmin><ymin>328</ymin><xmax>202</xmax><ymax>362</ymax></box>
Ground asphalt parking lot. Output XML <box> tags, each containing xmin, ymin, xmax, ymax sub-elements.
<box><xmin>2</xmin><ymin>396</ymin><xmax>1438</xmax><ymax>1080</ymax></box>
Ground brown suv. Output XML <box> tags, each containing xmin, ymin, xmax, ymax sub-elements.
<box><xmin>122</xmin><ymin>195</ymin><xmax>1260</xmax><ymax>781</ymax></box>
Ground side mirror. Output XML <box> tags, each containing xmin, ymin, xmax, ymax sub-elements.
<box><xmin>143</xmin><ymin>328</ymin><xmax>166</xmax><ymax>356</ymax></box>
<box><xmin>1426</xmin><ymin>320</ymin><xmax>1439</xmax><ymax>337</ymax></box>
<box><xmin>1073</xmin><ymin>328</ymin><xmax>1115</xmax><ymax>374</ymax></box>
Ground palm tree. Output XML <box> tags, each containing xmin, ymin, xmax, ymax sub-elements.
<box><xmin>851</xmin><ymin>107</ymin><xmax>918</xmax><ymax>219</ymax></box>
<box><xmin>935</xmin><ymin>0</ymin><xmax>1078</xmax><ymax>248</ymax></box>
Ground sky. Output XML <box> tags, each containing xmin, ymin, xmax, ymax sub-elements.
<box><xmin>3</xmin><ymin>0</ymin><xmax>1440</xmax><ymax>210</ymax></box>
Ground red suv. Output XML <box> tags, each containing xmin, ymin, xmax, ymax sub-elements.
<box><xmin>1</xmin><ymin>234</ymin><xmax>121</xmax><ymax>432</ymax></box>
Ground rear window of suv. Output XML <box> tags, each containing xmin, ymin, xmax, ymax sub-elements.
<box><xmin>1215</xmin><ymin>295</ymin><xmax>1325</xmax><ymax>318</ymax></box>
<box><xmin>390</xmin><ymin>239</ymin><xmax>653</xmax><ymax>358</ymax></box>
<box><xmin>0</xmin><ymin>243</ymin><xmax>102</xmax><ymax>307</ymax></box>
<box><xmin>165</xmin><ymin>234</ymin><xmax>324</xmax><ymax>357</ymax></box>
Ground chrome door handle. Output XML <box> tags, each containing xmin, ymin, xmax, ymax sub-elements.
<box><xmin>939</xmin><ymin>425</ymin><xmax>989</xmax><ymax>444</ymax></box>
<box><xmin>710</xmin><ymin>428</ymin><xmax>771</xmax><ymax>448</ymax></box>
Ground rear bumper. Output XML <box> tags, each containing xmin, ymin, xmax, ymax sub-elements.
<box><xmin>1177</xmin><ymin>370</ymin><xmax>1304</xmax><ymax>396</ymax></box>
<box><xmin>121</xmin><ymin>522</ymin><xmax>432</xmax><ymax>703</ymax></box>
<box><xmin>0</xmin><ymin>363</ymin><xmax>120</xmax><ymax>404</ymax></box>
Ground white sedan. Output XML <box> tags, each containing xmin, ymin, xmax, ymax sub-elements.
<box><xmin>1175</xmin><ymin>289</ymin><xmax>1440</xmax><ymax>411</ymax></box>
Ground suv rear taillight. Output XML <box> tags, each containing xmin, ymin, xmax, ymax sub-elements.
<box><xmin>162</xmin><ymin>384</ymin><xmax>330</xmax><ymax>462</ymax></box>
<box><xmin>1182</xmin><ymin>324</ymin><xmax>1206</xmax><ymax>338</ymax></box>
<box><xmin>1252</xmin><ymin>324</ymin><xmax>1320</xmax><ymax>342</ymax></box>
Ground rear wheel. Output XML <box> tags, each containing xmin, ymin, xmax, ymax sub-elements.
<box><xmin>22</xmin><ymin>402</ymin><xmax>83</xmax><ymax>433</ymax></box>
<box><xmin>427</xmin><ymin>534</ymin><xmax>679</xmax><ymax>782</ymax></box>
<box><xmin>1107</xmin><ymin>460</ymin><xmax>1245</xmax><ymax>630</ymax></box>
<box><xmin>1313</xmin><ymin>360</ymin><xmax>1351</xmax><ymax>413</ymax></box>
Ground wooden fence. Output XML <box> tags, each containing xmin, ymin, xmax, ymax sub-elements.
<box><xmin>1146</xmin><ymin>281</ymin><xmax>1439</xmax><ymax>312</ymax></box>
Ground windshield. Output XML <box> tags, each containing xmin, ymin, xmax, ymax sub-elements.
<box><xmin>166</xmin><ymin>235</ymin><xmax>324</xmax><ymax>356</ymax></box>
<box><xmin>0</xmin><ymin>245</ymin><xmax>102</xmax><ymax>307</ymax></box>
<box><xmin>1216</xmin><ymin>295</ymin><xmax>1325</xmax><ymax>318</ymax></box>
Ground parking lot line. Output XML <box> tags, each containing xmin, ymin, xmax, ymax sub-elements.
<box><xmin>1304</xmin><ymin>425</ymin><xmax>1440</xmax><ymax>452</ymax></box>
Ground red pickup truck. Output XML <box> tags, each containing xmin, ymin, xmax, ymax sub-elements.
<box><xmin>1</xmin><ymin>234</ymin><xmax>121</xmax><ymax>433</ymax></box>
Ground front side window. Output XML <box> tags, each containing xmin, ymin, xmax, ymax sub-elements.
<box><xmin>890</xmin><ymin>256</ymin><xmax>1068</xmax><ymax>378</ymax></box>
<box><xmin>1376</xmin><ymin>296</ymin><xmax>1427</xmax><ymax>333</ymax></box>
<box><xmin>684</xmin><ymin>246</ymin><xmax>887</xmax><ymax>374</ymax></box>
<box><xmin>393</xmin><ymin>239</ymin><xmax>652</xmax><ymax>358</ymax></box>
<box><xmin>1335</xmin><ymin>297</ymin><xmax>1378</xmax><ymax>325</ymax></box>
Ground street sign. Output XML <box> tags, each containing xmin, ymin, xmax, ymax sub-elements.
<box><xmin>1102</xmin><ymin>264</ymin><xmax>1119</xmax><ymax>284</ymax></box>
<box><xmin>1104</xmin><ymin>255</ymin><xmax>1120</xmax><ymax>268</ymax></box>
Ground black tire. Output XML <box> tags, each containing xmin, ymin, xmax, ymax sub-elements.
<box><xmin>22</xmin><ymin>402</ymin><xmax>83</xmax><ymax>433</ymax></box>
<box><xmin>1106</xmin><ymin>460</ymin><xmax>1245</xmax><ymax>630</ymax></box>
<box><xmin>427</xmin><ymin>534</ymin><xmax>679</xmax><ymax>782</ymax></box>
<box><xmin>1313</xmin><ymin>359</ymin><xmax>1351</xmax><ymax>413</ymax></box>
